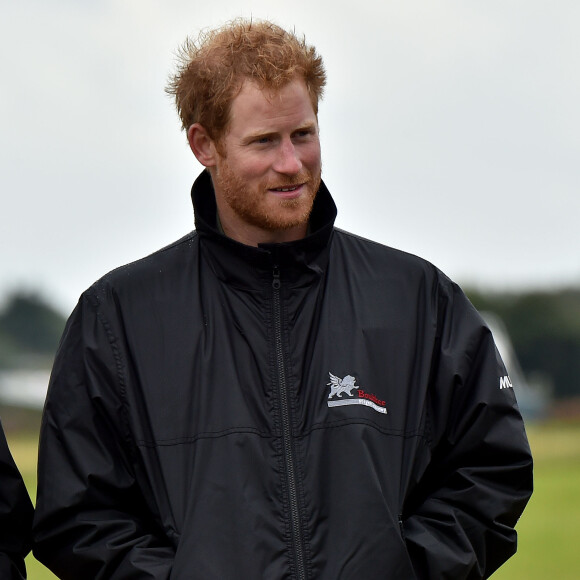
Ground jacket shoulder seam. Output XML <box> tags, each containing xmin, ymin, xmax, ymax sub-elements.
<box><xmin>100</xmin><ymin>231</ymin><xmax>198</xmax><ymax>282</ymax></box>
<box><xmin>82</xmin><ymin>291</ymin><xmax>134</xmax><ymax>449</ymax></box>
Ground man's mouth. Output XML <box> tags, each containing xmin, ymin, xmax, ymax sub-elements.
<box><xmin>271</xmin><ymin>185</ymin><xmax>301</xmax><ymax>192</ymax></box>
<box><xmin>268</xmin><ymin>184</ymin><xmax>306</xmax><ymax>200</ymax></box>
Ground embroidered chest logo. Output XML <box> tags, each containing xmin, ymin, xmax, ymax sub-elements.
<box><xmin>327</xmin><ymin>372</ymin><xmax>387</xmax><ymax>415</ymax></box>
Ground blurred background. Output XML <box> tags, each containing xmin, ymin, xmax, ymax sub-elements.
<box><xmin>1</xmin><ymin>1</ymin><xmax>578</xmax><ymax>578</ymax></box>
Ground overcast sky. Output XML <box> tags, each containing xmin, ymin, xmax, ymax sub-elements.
<box><xmin>1</xmin><ymin>0</ymin><xmax>578</xmax><ymax>314</ymax></box>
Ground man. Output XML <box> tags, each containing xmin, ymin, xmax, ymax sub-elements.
<box><xmin>0</xmin><ymin>419</ymin><xmax>33</xmax><ymax>579</ymax></box>
<box><xmin>33</xmin><ymin>19</ymin><xmax>533</xmax><ymax>579</ymax></box>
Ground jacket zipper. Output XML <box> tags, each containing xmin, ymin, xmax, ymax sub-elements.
<box><xmin>272</xmin><ymin>265</ymin><xmax>307</xmax><ymax>580</ymax></box>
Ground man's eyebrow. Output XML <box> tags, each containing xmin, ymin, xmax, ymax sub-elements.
<box><xmin>242</xmin><ymin>122</ymin><xmax>318</xmax><ymax>144</ymax></box>
<box><xmin>241</xmin><ymin>130</ymin><xmax>277</xmax><ymax>144</ymax></box>
<box><xmin>293</xmin><ymin>121</ymin><xmax>318</xmax><ymax>133</ymax></box>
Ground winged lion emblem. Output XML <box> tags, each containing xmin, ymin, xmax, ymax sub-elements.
<box><xmin>327</xmin><ymin>372</ymin><xmax>359</xmax><ymax>399</ymax></box>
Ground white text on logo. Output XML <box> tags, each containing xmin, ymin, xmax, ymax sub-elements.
<box><xmin>499</xmin><ymin>375</ymin><xmax>513</xmax><ymax>390</ymax></box>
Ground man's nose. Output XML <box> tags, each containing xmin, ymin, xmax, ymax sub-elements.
<box><xmin>273</xmin><ymin>139</ymin><xmax>302</xmax><ymax>174</ymax></box>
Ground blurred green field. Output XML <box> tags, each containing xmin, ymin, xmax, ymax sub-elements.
<box><xmin>6</xmin><ymin>418</ymin><xmax>580</xmax><ymax>579</ymax></box>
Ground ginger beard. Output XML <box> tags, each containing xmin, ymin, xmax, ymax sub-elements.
<box><xmin>213</xmin><ymin>155</ymin><xmax>321</xmax><ymax>232</ymax></box>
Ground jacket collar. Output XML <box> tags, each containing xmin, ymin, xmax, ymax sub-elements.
<box><xmin>191</xmin><ymin>170</ymin><xmax>337</xmax><ymax>289</ymax></box>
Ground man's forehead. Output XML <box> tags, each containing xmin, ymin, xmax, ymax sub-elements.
<box><xmin>235</xmin><ymin>77</ymin><xmax>297</xmax><ymax>104</ymax></box>
<box><xmin>230</xmin><ymin>78</ymin><xmax>315</xmax><ymax>120</ymax></box>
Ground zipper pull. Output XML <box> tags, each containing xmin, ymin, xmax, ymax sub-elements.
<box><xmin>272</xmin><ymin>265</ymin><xmax>281</xmax><ymax>290</ymax></box>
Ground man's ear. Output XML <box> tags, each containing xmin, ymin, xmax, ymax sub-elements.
<box><xmin>188</xmin><ymin>123</ymin><xmax>218</xmax><ymax>167</ymax></box>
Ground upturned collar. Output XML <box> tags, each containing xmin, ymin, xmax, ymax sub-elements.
<box><xmin>191</xmin><ymin>170</ymin><xmax>337</xmax><ymax>289</ymax></box>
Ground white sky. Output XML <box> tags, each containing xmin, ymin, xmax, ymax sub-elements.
<box><xmin>1</xmin><ymin>0</ymin><xmax>579</xmax><ymax>314</ymax></box>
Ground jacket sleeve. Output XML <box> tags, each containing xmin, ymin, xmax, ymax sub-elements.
<box><xmin>402</xmin><ymin>279</ymin><xmax>533</xmax><ymax>580</ymax></box>
<box><xmin>32</xmin><ymin>292</ymin><xmax>175</xmax><ymax>579</ymax></box>
<box><xmin>0</xmin><ymin>420</ymin><xmax>33</xmax><ymax>580</ymax></box>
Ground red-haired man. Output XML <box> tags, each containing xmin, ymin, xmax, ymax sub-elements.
<box><xmin>33</xmin><ymin>19</ymin><xmax>532</xmax><ymax>579</ymax></box>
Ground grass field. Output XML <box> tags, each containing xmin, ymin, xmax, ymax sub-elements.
<box><xmin>6</xmin><ymin>418</ymin><xmax>580</xmax><ymax>579</ymax></box>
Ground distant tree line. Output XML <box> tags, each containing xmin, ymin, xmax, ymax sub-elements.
<box><xmin>1</xmin><ymin>288</ymin><xmax>579</xmax><ymax>399</ymax></box>
<box><xmin>0</xmin><ymin>292</ymin><xmax>66</xmax><ymax>369</ymax></box>
<box><xmin>467</xmin><ymin>287</ymin><xmax>580</xmax><ymax>400</ymax></box>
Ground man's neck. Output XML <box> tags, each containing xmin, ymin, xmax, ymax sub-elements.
<box><xmin>216</xmin><ymin>210</ymin><xmax>309</xmax><ymax>246</ymax></box>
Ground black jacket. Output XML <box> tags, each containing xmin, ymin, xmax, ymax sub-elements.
<box><xmin>33</xmin><ymin>172</ymin><xmax>532</xmax><ymax>579</ymax></box>
<box><xmin>0</xmin><ymin>420</ymin><xmax>33</xmax><ymax>579</ymax></box>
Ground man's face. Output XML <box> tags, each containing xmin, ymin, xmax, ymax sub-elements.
<box><xmin>210</xmin><ymin>77</ymin><xmax>322</xmax><ymax>244</ymax></box>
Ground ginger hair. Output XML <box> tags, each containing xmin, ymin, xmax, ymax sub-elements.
<box><xmin>166</xmin><ymin>19</ymin><xmax>326</xmax><ymax>141</ymax></box>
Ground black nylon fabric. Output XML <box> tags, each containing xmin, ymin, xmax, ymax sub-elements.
<box><xmin>32</xmin><ymin>171</ymin><xmax>532</xmax><ymax>579</ymax></box>
<box><xmin>0</xmin><ymin>420</ymin><xmax>33</xmax><ymax>579</ymax></box>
